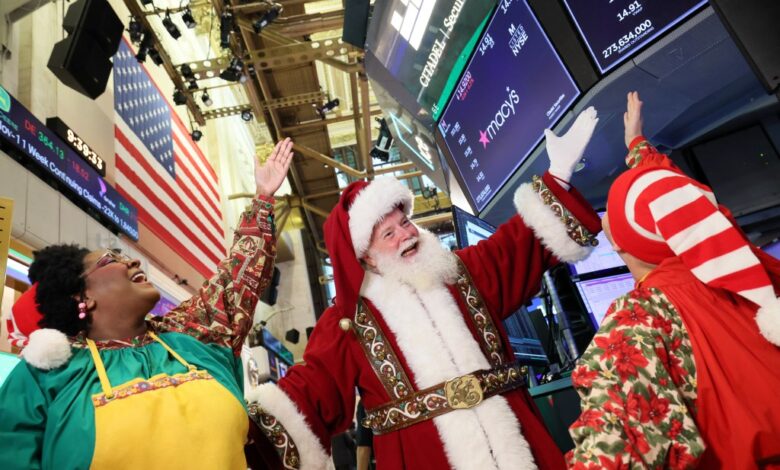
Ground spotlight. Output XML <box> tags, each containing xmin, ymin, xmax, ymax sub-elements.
<box><xmin>370</xmin><ymin>117</ymin><xmax>393</xmax><ymax>163</ymax></box>
<box><xmin>135</xmin><ymin>32</ymin><xmax>153</xmax><ymax>62</ymax></box>
<box><xmin>148</xmin><ymin>47</ymin><xmax>163</xmax><ymax>66</ymax></box>
<box><xmin>162</xmin><ymin>11</ymin><xmax>181</xmax><ymax>40</ymax></box>
<box><xmin>191</xmin><ymin>129</ymin><xmax>203</xmax><ymax>141</ymax></box>
<box><xmin>252</xmin><ymin>4</ymin><xmax>282</xmax><ymax>34</ymax></box>
<box><xmin>201</xmin><ymin>90</ymin><xmax>213</xmax><ymax>107</ymax></box>
<box><xmin>180</xmin><ymin>63</ymin><xmax>194</xmax><ymax>79</ymax></box>
<box><xmin>128</xmin><ymin>17</ymin><xmax>143</xmax><ymax>44</ymax></box>
<box><xmin>140</xmin><ymin>0</ymin><xmax>153</xmax><ymax>5</ymax></box>
<box><xmin>187</xmin><ymin>79</ymin><xmax>199</xmax><ymax>90</ymax></box>
<box><xmin>219</xmin><ymin>57</ymin><xmax>244</xmax><ymax>82</ymax></box>
<box><xmin>220</xmin><ymin>11</ymin><xmax>234</xmax><ymax>49</ymax></box>
<box><xmin>241</xmin><ymin>109</ymin><xmax>253</xmax><ymax>121</ymax></box>
<box><xmin>285</xmin><ymin>328</ymin><xmax>300</xmax><ymax>344</ymax></box>
<box><xmin>317</xmin><ymin>98</ymin><xmax>340</xmax><ymax>119</ymax></box>
<box><xmin>173</xmin><ymin>89</ymin><xmax>187</xmax><ymax>105</ymax></box>
<box><xmin>181</xmin><ymin>7</ymin><xmax>197</xmax><ymax>29</ymax></box>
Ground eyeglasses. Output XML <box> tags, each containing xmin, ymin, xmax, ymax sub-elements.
<box><xmin>83</xmin><ymin>250</ymin><xmax>132</xmax><ymax>278</ymax></box>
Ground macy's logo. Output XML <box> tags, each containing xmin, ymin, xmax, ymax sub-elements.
<box><xmin>390</xmin><ymin>0</ymin><xmax>437</xmax><ymax>50</ymax></box>
<box><xmin>478</xmin><ymin>87</ymin><xmax>519</xmax><ymax>149</ymax></box>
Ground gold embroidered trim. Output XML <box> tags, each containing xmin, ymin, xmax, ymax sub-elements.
<box><xmin>455</xmin><ymin>260</ymin><xmax>506</xmax><ymax>367</ymax></box>
<box><xmin>91</xmin><ymin>369</ymin><xmax>213</xmax><ymax>407</ymax></box>
<box><xmin>248</xmin><ymin>403</ymin><xmax>301</xmax><ymax>469</ymax></box>
<box><xmin>531</xmin><ymin>175</ymin><xmax>598</xmax><ymax>247</ymax></box>
<box><xmin>353</xmin><ymin>301</ymin><xmax>414</xmax><ymax>400</ymax></box>
<box><xmin>363</xmin><ymin>362</ymin><xmax>527</xmax><ymax>435</ymax></box>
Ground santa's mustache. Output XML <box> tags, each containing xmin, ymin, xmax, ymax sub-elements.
<box><xmin>397</xmin><ymin>237</ymin><xmax>419</xmax><ymax>257</ymax></box>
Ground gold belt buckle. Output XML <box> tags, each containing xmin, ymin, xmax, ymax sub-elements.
<box><xmin>445</xmin><ymin>374</ymin><xmax>483</xmax><ymax>409</ymax></box>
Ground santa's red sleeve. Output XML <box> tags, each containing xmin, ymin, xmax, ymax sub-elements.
<box><xmin>456</xmin><ymin>171</ymin><xmax>600</xmax><ymax>319</ymax></box>
<box><xmin>244</xmin><ymin>306</ymin><xmax>360</xmax><ymax>470</ymax></box>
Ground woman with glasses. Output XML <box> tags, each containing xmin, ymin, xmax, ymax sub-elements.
<box><xmin>0</xmin><ymin>138</ymin><xmax>294</xmax><ymax>470</ymax></box>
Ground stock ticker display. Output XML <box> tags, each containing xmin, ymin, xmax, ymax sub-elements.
<box><xmin>562</xmin><ymin>0</ymin><xmax>708</xmax><ymax>73</ymax></box>
<box><xmin>0</xmin><ymin>85</ymin><xmax>139</xmax><ymax>240</ymax></box>
<box><xmin>437</xmin><ymin>0</ymin><xmax>579</xmax><ymax>212</ymax></box>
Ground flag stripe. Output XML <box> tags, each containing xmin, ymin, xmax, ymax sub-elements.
<box><xmin>115</xmin><ymin>156</ymin><xmax>221</xmax><ymax>267</ymax></box>
<box><xmin>171</xmin><ymin>133</ymin><xmax>222</xmax><ymax>219</ymax></box>
<box><xmin>115</xmin><ymin>182</ymin><xmax>214</xmax><ymax>276</ymax></box>
<box><xmin>115</xmin><ymin>115</ymin><xmax>224</xmax><ymax>246</ymax></box>
<box><xmin>169</xmin><ymin>106</ymin><xmax>219</xmax><ymax>184</ymax></box>
<box><xmin>171</xmin><ymin>130</ymin><xmax>220</xmax><ymax>205</ymax></box>
<box><xmin>173</xmin><ymin>123</ymin><xmax>219</xmax><ymax>194</ymax></box>
<box><xmin>115</xmin><ymin>127</ymin><xmax>225</xmax><ymax>255</ymax></box>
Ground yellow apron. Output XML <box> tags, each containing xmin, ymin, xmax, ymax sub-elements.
<box><xmin>86</xmin><ymin>332</ymin><xmax>248</xmax><ymax>469</ymax></box>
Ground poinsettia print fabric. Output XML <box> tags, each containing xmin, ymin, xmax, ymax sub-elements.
<box><xmin>566</xmin><ymin>287</ymin><xmax>706</xmax><ymax>469</ymax></box>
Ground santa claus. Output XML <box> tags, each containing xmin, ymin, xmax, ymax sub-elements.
<box><xmin>246</xmin><ymin>108</ymin><xmax>602</xmax><ymax>470</ymax></box>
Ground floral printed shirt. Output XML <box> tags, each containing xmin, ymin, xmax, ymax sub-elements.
<box><xmin>566</xmin><ymin>286</ymin><xmax>705</xmax><ymax>469</ymax></box>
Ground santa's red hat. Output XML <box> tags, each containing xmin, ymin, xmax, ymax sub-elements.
<box><xmin>9</xmin><ymin>283</ymin><xmax>72</xmax><ymax>368</ymax></box>
<box><xmin>324</xmin><ymin>178</ymin><xmax>413</xmax><ymax>315</ymax></box>
<box><xmin>607</xmin><ymin>154</ymin><xmax>780</xmax><ymax>346</ymax></box>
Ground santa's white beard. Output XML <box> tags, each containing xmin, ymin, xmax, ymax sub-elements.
<box><xmin>370</xmin><ymin>228</ymin><xmax>459</xmax><ymax>291</ymax></box>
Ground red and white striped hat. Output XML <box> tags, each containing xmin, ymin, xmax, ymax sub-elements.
<box><xmin>607</xmin><ymin>165</ymin><xmax>780</xmax><ymax>346</ymax></box>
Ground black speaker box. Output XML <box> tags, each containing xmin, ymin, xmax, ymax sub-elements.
<box><xmin>710</xmin><ymin>0</ymin><xmax>780</xmax><ymax>93</ymax></box>
<box><xmin>62</xmin><ymin>0</ymin><xmax>123</xmax><ymax>56</ymax></box>
<box><xmin>342</xmin><ymin>0</ymin><xmax>371</xmax><ymax>48</ymax></box>
<box><xmin>47</xmin><ymin>0</ymin><xmax>123</xmax><ymax>100</ymax></box>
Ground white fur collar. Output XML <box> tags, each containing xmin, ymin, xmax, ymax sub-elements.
<box><xmin>361</xmin><ymin>273</ymin><xmax>537</xmax><ymax>470</ymax></box>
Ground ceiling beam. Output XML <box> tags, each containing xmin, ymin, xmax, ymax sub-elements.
<box><xmin>123</xmin><ymin>0</ymin><xmax>206</xmax><ymax>125</ymax></box>
<box><xmin>281</xmin><ymin>108</ymin><xmax>382</xmax><ymax>132</ymax></box>
<box><xmin>247</xmin><ymin>37</ymin><xmax>356</xmax><ymax>70</ymax></box>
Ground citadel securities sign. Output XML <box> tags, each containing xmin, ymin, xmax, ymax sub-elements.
<box><xmin>365</xmin><ymin>0</ymin><xmax>496</xmax><ymax>120</ymax></box>
<box><xmin>0</xmin><ymin>85</ymin><xmax>139</xmax><ymax>240</ymax></box>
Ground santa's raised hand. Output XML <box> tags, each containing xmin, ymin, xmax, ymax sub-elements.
<box><xmin>544</xmin><ymin>106</ymin><xmax>599</xmax><ymax>184</ymax></box>
<box><xmin>256</xmin><ymin>137</ymin><xmax>294</xmax><ymax>197</ymax></box>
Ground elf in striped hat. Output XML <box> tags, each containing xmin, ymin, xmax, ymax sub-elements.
<box><xmin>567</xmin><ymin>92</ymin><xmax>780</xmax><ymax>469</ymax></box>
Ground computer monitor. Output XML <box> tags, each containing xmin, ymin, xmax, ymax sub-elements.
<box><xmin>575</xmin><ymin>273</ymin><xmax>636</xmax><ymax>328</ymax></box>
<box><xmin>569</xmin><ymin>212</ymin><xmax>626</xmax><ymax>278</ymax></box>
<box><xmin>451</xmin><ymin>207</ymin><xmax>549</xmax><ymax>365</ymax></box>
<box><xmin>762</xmin><ymin>239</ymin><xmax>780</xmax><ymax>260</ymax></box>
<box><xmin>451</xmin><ymin>205</ymin><xmax>496</xmax><ymax>249</ymax></box>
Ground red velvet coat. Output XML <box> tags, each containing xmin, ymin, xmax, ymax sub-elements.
<box><xmin>247</xmin><ymin>174</ymin><xmax>600</xmax><ymax>470</ymax></box>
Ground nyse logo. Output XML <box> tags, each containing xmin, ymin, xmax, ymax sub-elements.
<box><xmin>390</xmin><ymin>0</ymin><xmax>437</xmax><ymax>50</ymax></box>
<box><xmin>478</xmin><ymin>87</ymin><xmax>519</xmax><ymax>149</ymax></box>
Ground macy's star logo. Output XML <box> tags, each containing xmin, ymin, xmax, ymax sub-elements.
<box><xmin>478</xmin><ymin>130</ymin><xmax>490</xmax><ymax>149</ymax></box>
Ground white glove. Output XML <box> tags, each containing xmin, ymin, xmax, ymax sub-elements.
<box><xmin>545</xmin><ymin>106</ymin><xmax>599</xmax><ymax>184</ymax></box>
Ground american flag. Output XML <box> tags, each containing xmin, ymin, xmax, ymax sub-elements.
<box><xmin>113</xmin><ymin>39</ymin><xmax>225</xmax><ymax>277</ymax></box>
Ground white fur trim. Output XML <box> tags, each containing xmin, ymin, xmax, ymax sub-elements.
<box><xmin>362</xmin><ymin>272</ymin><xmax>537</xmax><ymax>470</ymax></box>
<box><xmin>348</xmin><ymin>178</ymin><xmax>414</xmax><ymax>257</ymax></box>
<box><xmin>245</xmin><ymin>383</ymin><xmax>330</xmax><ymax>470</ymax></box>
<box><xmin>21</xmin><ymin>328</ymin><xmax>72</xmax><ymax>370</ymax></box>
<box><xmin>514</xmin><ymin>182</ymin><xmax>591</xmax><ymax>263</ymax></box>
<box><xmin>755</xmin><ymin>297</ymin><xmax>780</xmax><ymax>347</ymax></box>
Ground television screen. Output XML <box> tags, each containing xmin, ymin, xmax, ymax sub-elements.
<box><xmin>575</xmin><ymin>273</ymin><xmax>636</xmax><ymax>328</ymax></box>
<box><xmin>764</xmin><ymin>240</ymin><xmax>780</xmax><ymax>260</ymax></box>
<box><xmin>562</xmin><ymin>0</ymin><xmax>707</xmax><ymax>74</ymax></box>
<box><xmin>692</xmin><ymin>125</ymin><xmax>780</xmax><ymax>217</ymax></box>
<box><xmin>451</xmin><ymin>205</ymin><xmax>496</xmax><ymax>249</ymax></box>
<box><xmin>437</xmin><ymin>0</ymin><xmax>579</xmax><ymax>212</ymax></box>
<box><xmin>569</xmin><ymin>212</ymin><xmax>626</xmax><ymax>277</ymax></box>
<box><xmin>364</xmin><ymin>0</ymin><xmax>496</xmax><ymax>120</ymax></box>
<box><xmin>371</xmin><ymin>79</ymin><xmax>450</xmax><ymax>191</ymax></box>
